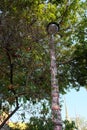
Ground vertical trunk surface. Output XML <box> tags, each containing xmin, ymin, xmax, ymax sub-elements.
<box><xmin>49</xmin><ymin>35</ymin><xmax>62</xmax><ymax>130</ymax></box>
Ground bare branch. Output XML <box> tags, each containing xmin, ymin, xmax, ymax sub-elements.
<box><xmin>0</xmin><ymin>106</ymin><xmax>20</xmax><ymax>129</ymax></box>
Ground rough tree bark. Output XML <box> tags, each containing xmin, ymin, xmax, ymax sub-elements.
<box><xmin>49</xmin><ymin>35</ymin><xmax>62</xmax><ymax>130</ymax></box>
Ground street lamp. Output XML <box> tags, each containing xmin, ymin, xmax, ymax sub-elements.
<box><xmin>47</xmin><ymin>22</ymin><xmax>62</xmax><ymax>130</ymax></box>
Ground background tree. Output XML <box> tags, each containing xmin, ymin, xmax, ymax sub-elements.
<box><xmin>0</xmin><ymin>0</ymin><xmax>87</xmax><ymax>129</ymax></box>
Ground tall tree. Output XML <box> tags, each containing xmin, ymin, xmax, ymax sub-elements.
<box><xmin>0</xmin><ymin>0</ymin><xmax>87</xmax><ymax>129</ymax></box>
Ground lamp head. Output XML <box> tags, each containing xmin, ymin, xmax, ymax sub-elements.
<box><xmin>47</xmin><ymin>22</ymin><xmax>59</xmax><ymax>35</ymax></box>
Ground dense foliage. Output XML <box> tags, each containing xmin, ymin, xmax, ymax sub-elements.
<box><xmin>9</xmin><ymin>118</ymin><xmax>77</xmax><ymax>130</ymax></box>
<box><xmin>0</xmin><ymin>0</ymin><xmax>87</xmax><ymax>128</ymax></box>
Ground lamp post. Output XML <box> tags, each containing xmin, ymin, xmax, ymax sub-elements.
<box><xmin>47</xmin><ymin>22</ymin><xmax>62</xmax><ymax>130</ymax></box>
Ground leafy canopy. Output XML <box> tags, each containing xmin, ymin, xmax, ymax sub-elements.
<box><xmin>0</xmin><ymin>0</ymin><xmax>87</xmax><ymax>106</ymax></box>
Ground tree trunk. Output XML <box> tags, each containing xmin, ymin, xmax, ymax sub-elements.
<box><xmin>49</xmin><ymin>35</ymin><xmax>62</xmax><ymax>130</ymax></box>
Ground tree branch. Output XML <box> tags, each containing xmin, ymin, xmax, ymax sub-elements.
<box><xmin>5</xmin><ymin>48</ymin><xmax>19</xmax><ymax>107</ymax></box>
<box><xmin>0</xmin><ymin>106</ymin><xmax>20</xmax><ymax>129</ymax></box>
<box><xmin>58</xmin><ymin>58</ymin><xmax>74</xmax><ymax>66</ymax></box>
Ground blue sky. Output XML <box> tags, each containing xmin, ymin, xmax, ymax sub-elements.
<box><xmin>61</xmin><ymin>87</ymin><xmax>87</xmax><ymax>120</ymax></box>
